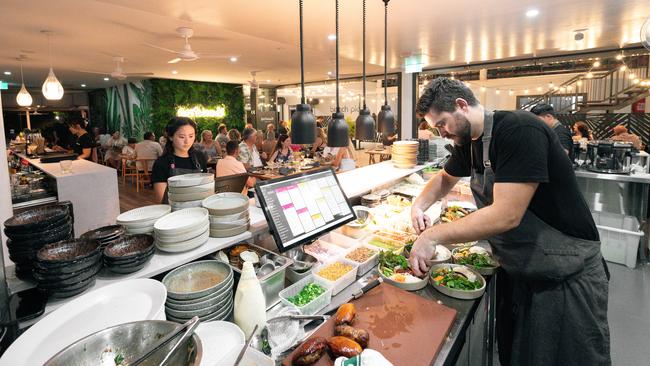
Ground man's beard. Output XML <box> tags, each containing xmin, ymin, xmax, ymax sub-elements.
<box><xmin>452</xmin><ymin>113</ymin><xmax>472</xmax><ymax>146</ymax></box>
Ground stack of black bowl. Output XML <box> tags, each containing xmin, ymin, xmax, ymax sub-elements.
<box><xmin>103</xmin><ymin>234</ymin><xmax>155</xmax><ymax>274</ymax></box>
<box><xmin>3</xmin><ymin>204</ymin><xmax>73</xmax><ymax>279</ymax></box>
<box><xmin>33</xmin><ymin>239</ymin><xmax>102</xmax><ymax>298</ymax></box>
<box><xmin>80</xmin><ymin>224</ymin><xmax>126</xmax><ymax>249</ymax></box>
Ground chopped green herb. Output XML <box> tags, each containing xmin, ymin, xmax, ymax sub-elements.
<box><xmin>287</xmin><ymin>283</ymin><xmax>326</xmax><ymax>307</ymax></box>
<box><xmin>114</xmin><ymin>353</ymin><xmax>125</xmax><ymax>365</ymax></box>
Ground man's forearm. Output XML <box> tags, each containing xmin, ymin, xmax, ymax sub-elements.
<box><xmin>413</xmin><ymin>170</ymin><xmax>459</xmax><ymax>212</ymax></box>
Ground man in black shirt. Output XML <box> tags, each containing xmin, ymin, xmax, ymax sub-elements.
<box><xmin>409</xmin><ymin>78</ymin><xmax>609</xmax><ymax>366</ymax></box>
<box><xmin>67</xmin><ymin>121</ymin><xmax>95</xmax><ymax>161</ymax></box>
<box><xmin>530</xmin><ymin>103</ymin><xmax>573</xmax><ymax>156</ymax></box>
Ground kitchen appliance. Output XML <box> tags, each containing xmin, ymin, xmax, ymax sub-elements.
<box><xmin>585</xmin><ymin>140</ymin><xmax>633</xmax><ymax>174</ymax></box>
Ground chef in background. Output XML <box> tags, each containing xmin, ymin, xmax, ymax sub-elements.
<box><xmin>530</xmin><ymin>103</ymin><xmax>573</xmax><ymax>156</ymax></box>
<box><xmin>409</xmin><ymin>78</ymin><xmax>610</xmax><ymax>366</ymax></box>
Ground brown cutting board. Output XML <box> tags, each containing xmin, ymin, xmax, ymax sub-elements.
<box><xmin>282</xmin><ymin>283</ymin><xmax>457</xmax><ymax>366</ymax></box>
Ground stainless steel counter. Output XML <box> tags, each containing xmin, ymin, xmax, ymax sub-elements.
<box><xmin>574</xmin><ymin>169</ymin><xmax>650</xmax><ymax>184</ymax></box>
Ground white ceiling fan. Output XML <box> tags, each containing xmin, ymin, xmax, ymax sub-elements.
<box><xmin>77</xmin><ymin>56</ymin><xmax>153</xmax><ymax>80</ymax></box>
<box><xmin>145</xmin><ymin>27</ymin><xmax>237</xmax><ymax>64</ymax></box>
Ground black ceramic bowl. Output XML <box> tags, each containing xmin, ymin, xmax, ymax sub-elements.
<box><xmin>40</xmin><ymin>277</ymin><xmax>97</xmax><ymax>299</ymax></box>
<box><xmin>34</xmin><ymin>250</ymin><xmax>102</xmax><ymax>274</ymax></box>
<box><xmin>4</xmin><ymin>205</ymin><xmax>70</xmax><ymax>233</ymax></box>
<box><xmin>105</xmin><ymin>259</ymin><xmax>149</xmax><ymax>274</ymax></box>
<box><xmin>6</xmin><ymin>221</ymin><xmax>72</xmax><ymax>243</ymax></box>
<box><xmin>104</xmin><ymin>245</ymin><xmax>155</xmax><ymax>266</ymax></box>
<box><xmin>36</xmin><ymin>239</ymin><xmax>101</xmax><ymax>264</ymax></box>
<box><xmin>80</xmin><ymin>225</ymin><xmax>125</xmax><ymax>243</ymax></box>
<box><xmin>103</xmin><ymin>234</ymin><xmax>155</xmax><ymax>261</ymax></box>
<box><xmin>33</xmin><ymin>262</ymin><xmax>102</xmax><ymax>289</ymax></box>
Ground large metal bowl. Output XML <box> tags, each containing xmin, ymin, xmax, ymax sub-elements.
<box><xmin>44</xmin><ymin>320</ymin><xmax>202</xmax><ymax>366</ymax></box>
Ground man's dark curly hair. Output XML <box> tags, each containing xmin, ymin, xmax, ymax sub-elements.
<box><xmin>416</xmin><ymin>77</ymin><xmax>479</xmax><ymax>118</ymax></box>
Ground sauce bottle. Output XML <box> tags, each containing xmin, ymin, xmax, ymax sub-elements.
<box><xmin>234</xmin><ymin>261</ymin><xmax>267</xmax><ymax>340</ymax></box>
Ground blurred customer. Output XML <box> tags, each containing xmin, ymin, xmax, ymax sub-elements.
<box><xmin>122</xmin><ymin>138</ymin><xmax>137</xmax><ymax>159</ymax></box>
<box><xmin>217</xmin><ymin>141</ymin><xmax>256</xmax><ymax>188</ymax></box>
<box><xmin>68</xmin><ymin>120</ymin><xmax>95</xmax><ymax>161</ymax></box>
<box><xmin>572</xmin><ymin>121</ymin><xmax>593</xmax><ymax>149</ymax></box>
<box><xmin>103</xmin><ymin>131</ymin><xmax>127</xmax><ymax>169</ymax></box>
<box><xmin>417</xmin><ymin>120</ymin><xmax>435</xmax><ymax>140</ymax></box>
<box><xmin>158</xmin><ymin>130</ymin><xmax>168</xmax><ymax>147</ymax></box>
<box><xmin>531</xmin><ymin>103</ymin><xmax>572</xmax><ymax>155</ymax></box>
<box><xmin>270</xmin><ymin>134</ymin><xmax>292</xmax><ymax>163</ymax></box>
<box><xmin>238</xmin><ymin>127</ymin><xmax>264</xmax><ymax>169</ymax></box>
<box><xmin>262</xmin><ymin>131</ymin><xmax>276</xmax><ymax>160</ymax></box>
<box><xmin>310</xmin><ymin>127</ymin><xmax>327</xmax><ymax>157</ymax></box>
<box><xmin>279</xmin><ymin>120</ymin><xmax>290</xmax><ymax>136</ymax></box>
<box><xmin>228</xmin><ymin>128</ymin><xmax>241</xmax><ymax>143</ymax></box>
<box><xmin>266</xmin><ymin>123</ymin><xmax>278</xmax><ymax>139</ymax></box>
<box><xmin>198</xmin><ymin>129</ymin><xmax>222</xmax><ymax>160</ymax></box>
<box><xmin>135</xmin><ymin>131</ymin><xmax>163</xmax><ymax>171</ymax></box>
<box><xmin>323</xmin><ymin>138</ymin><xmax>356</xmax><ymax>172</ymax></box>
<box><xmin>255</xmin><ymin>130</ymin><xmax>265</xmax><ymax>154</ymax></box>
<box><xmin>216</xmin><ymin>124</ymin><xmax>229</xmax><ymax>152</ymax></box>
<box><xmin>611</xmin><ymin>125</ymin><xmax>643</xmax><ymax>150</ymax></box>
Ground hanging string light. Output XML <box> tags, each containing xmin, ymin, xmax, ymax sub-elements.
<box><xmin>355</xmin><ymin>0</ymin><xmax>375</xmax><ymax>141</ymax></box>
<box><xmin>290</xmin><ymin>0</ymin><xmax>316</xmax><ymax>144</ymax></box>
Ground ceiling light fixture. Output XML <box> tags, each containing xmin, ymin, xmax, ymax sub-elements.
<box><xmin>171</xmin><ymin>70</ymin><xmax>178</xmax><ymax>74</ymax></box>
<box><xmin>633</xmin><ymin>78</ymin><xmax>640</xmax><ymax>84</ymax></box>
<box><xmin>629</xmin><ymin>73</ymin><xmax>636</xmax><ymax>79</ymax></box>
<box><xmin>291</xmin><ymin>0</ymin><xmax>316</xmax><ymax>144</ymax></box>
<box><xmin>3</xmin><ymin>71</ymin><xmax>11</xmax><ymax>75</ymax></box>
<box><xmin>327</xmin><ymin>71</ymin><xmax>332</xmax><ymax>75</ymax></box>
<box><xmin>508</xmin><ymin>89</ymin><xmax>514</xmax><ymax>95</ymax></box>
<box><xmin>377</xmin><ymin>0</ymin><xmax>395</xmax><ymax>136</ymax></box>
<box><xmin>229</xmin><ymin>56</ymin><xmax>237</xmax><ymax>62</ymax></box>
<box><xmin>620</xmin><ymin>65</ymin><xmax>627</xmax><ymax>71</ymax></box>
<box><xmin>616</xmin><ymin>54</ymin><xmax>623</xmax><ymax>61</ymax></box>
<box><xmin>327</xmin><ymin>34</ymin><xmax>336</xmax><ymax>41</ymax></box>
<box><xmin>328</xmin><ymin>0</ymin><xmax>349</xmax><ymax>147</ymax></box>
<box><xmin>577</xmin><ymin>80</ymin><xmax>583</xmax><ymax>86</ymax></box>
<box><xmin>16</xmin><ymin>64</ymin><xmax>32</xmax><ymax>107</ymax></box>
<box><xmin>103</xmin><ymin>77</ymin><xmax>110</xmax><ymax>81</ymax></box>
<box><xmin>495</xmin><ymin>89</ymin><xmax>500</xmax><ymax>95</ymax></box>
<box><xmin>41</xmin><ymin>31</ymin><xmax>64</xmax><ymax>100</ymax></box>
<box><xmin>480</xmin><ymin>86</ymin><xmax>486</xmax><ymax>92</ymax></box>
<box><xmin>586</xmin><ymin>72</ymin><xmax>593</xmax><ymax>78</ymax></box>
<box><xmin>525</xmin><ymin>9</ymin><xmax>539</xmax><ymax>18</ymax></box>
<box><xmin>80</xmin><ymin>84</ymin><xmax>86</xmax><ymax>87</ymax></box>
<box><xmin>355</xmin><ymin>0</ymin><xmax>375</xmax><ymax>141</ymax></box>
<box><xmin>593</xmin><ymin>61</ymin><xmax>601</xmax><ymax>67</ymax></box>
<box><xmin>537</xmin><ymin>86</ymin><xmax>543</xmax><ymax>91</ymax></box>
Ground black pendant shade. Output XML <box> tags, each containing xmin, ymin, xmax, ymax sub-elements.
<box><xmin>328</xmin><ymin>112</ymin><xmax>349</xmax><ymax>147</ymax></box>
<box><xmin>355</xmin><ymin>108</ymin><xmax>375</xmax><ymax>140</ymax></box>
<box><xmin>291</xmin><ymin>0</ymin><xmax>316</xmax><ymax>144</ymax></box>
<box><xmin>291</xmin><ymin>103</ymin><xmax>316</xmax><ymax>144</ymax></box>
<box><xmin>378</xmin><ymin>104</ymin><xmax>395</xmax><ymax>134</ymax></box>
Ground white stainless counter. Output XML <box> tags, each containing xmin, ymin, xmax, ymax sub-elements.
<box><xmin>574</xmin><ymin>169</ymin><xmax>650</xmax><ymax>184</ymax></box>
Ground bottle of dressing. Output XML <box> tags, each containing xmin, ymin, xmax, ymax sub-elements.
<box><xmin>234</xmin><ymin>261</ymin><xmax>267</xmax><ymax>340</ymax></box>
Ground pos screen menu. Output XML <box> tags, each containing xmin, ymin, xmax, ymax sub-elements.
<box><xmin>255</xmin><ymin>167</ymin><xmax>356</xmax><ymax>252</ymax></box>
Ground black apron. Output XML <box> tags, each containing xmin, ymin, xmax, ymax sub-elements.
<box><xmin>162</xmin><ymin>153</ymin><xmax>203</xmax><ymax>204</ymax></box>
<box><xmin>471</xmin><ymin>111</ymin><xmax>611</xmax><ymax>366</ymax></box>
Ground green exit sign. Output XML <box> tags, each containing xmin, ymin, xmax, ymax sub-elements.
<box><xmin>0</xmin><ymin>81</ymin><xmax>8</xmax><ymax>90</ymax></box>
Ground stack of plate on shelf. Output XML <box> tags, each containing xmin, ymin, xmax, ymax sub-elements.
<box><xmin>33</xmin><ymin>239</ymin><xmax>102</xmax><ymax>298</ymax></box>
<box><xmin>162</xmin><ymin>260</ymin><xmax>234</xmax><ymax>323</ymax></box>
<box><xmin>103</xmin><ymin>234</ymin><xmax>155</xmax><ymax>274</ymax></box>
<box><xmin>202</xmin><ymin>193</ymin><xmax>250</xmax><ymax>238</ymax></box>
<box><xmin>117</xmin><ymin>205</ymin><xmax>171</xmax><ymax>235</ymax></box>
<box><xmin>153</xmin><ymin>207</ymin><xmax>209</xmax><ymax>252</ymax></box>
<box><xmin>391</xmin><ymin>140</ymin><xmax>419</xmax><ymax>169</ymax></box>
<box><xmin>167</xmin><ymin>173</ymin><xmax>215</xmax><ymax>211</ymax></box>
<box><xmin>80</xmin><ymin>224</ymin><xmax>125</xmax><ymax>249</ymax></box>
<box><xmin>3</xmin><ymin>204</ymin><xmax>73</xmax><ymax>279</ymax></box>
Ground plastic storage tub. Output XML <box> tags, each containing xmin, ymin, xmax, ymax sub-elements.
<box><xmin>592</xmin><ymin>212</ymin><xmax>643</xmax><ymax>269</ymax></box>
<box><xmin>320</xmin><ymin>229</ymin><xmax>364</xmax><ymax>249</ymax></box>
<box><xmin>312</xmin><ymin>258</ymin><xmax>359</xmax><ymax>295</ymax></box>
<box><xmin>279</xmin><ymin>274</ymin><xmax>332</xmax><ymax>315</ymax></box>
<box><xmin>342</xmin><ymin>244</ymin><xmax>380</xmax><ymax>276</ymax></box>
<box><xmin>303</xmin><ymin>239</ymin><xmax>345</xmax><ymax>263</ymax></box>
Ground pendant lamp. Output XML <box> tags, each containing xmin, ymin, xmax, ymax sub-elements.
<box><xmin>377</xmin><ymin>0</ymin><xmax>395</xmax><ymax>135</ymax></box>
<box><xmin>327</xmin><ymin>0</ymin><xmax>350</xmax><ymax>147</ymax></box>
<box><xmin>355</xmin><ymin>0</ymin><xmax>375</xmax><ymax>141</ymax></box>
<box><xmin>16</xmin><ymin>64</ymin><xmax>33</xmax><ymax>107</ymax></box>
<box><xmin>290</xmin><ymin>0</ymin><xmax>316</xmax><ymax>144</ymax></box>
<box><xmin>41</xmin><ymin>31</ymin><xmax>64</xmax><ymax>101</ymax></box>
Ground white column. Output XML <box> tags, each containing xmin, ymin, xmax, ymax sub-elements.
<box><xmin>0</xmin><ymin>91</ymin><xmax>14</xmax><ymax>263</ymax></box>
<box><xmin>400</xmin><ymin>72</ymin><xmax>414</xmax><ymax>140</ymax></box>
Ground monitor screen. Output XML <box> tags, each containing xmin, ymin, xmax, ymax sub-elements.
<box><xmin>254</xmin><ymin>167</ymin><xmax>356</xmax><ymax>252</ymax></box>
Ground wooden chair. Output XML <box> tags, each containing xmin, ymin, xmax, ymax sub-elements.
<box><xmin>121</xmin><ymin>156</ymin><xmax>138</xmax><ymax>184</ymax></box>
<box><xmin>135</xmin><ymin>159</ymin><xmax>155</xmax><ymax>192</ymax></box>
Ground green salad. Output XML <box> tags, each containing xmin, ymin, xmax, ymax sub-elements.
<box><xmin>432</xmin><ymin>268</ymin><xmax>482</xmax><ymax>290</ymax></box>
<box><xmin>378</xmin><ymin>250</ymin><xmax>409</xmax><ymax>277</ymax></box>
<box><xmin>455</xmin><ymin>252</ymin><xmax>495</xmax><ymax>269</ymax></box>
<box><xmin>287</xmin><ymin>283</ymin><xmax>326</xmax><ymax>307</ymax></box>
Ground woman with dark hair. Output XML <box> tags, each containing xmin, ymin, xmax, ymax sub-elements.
<box><xmin>151</xmin><ymin>117</ymin><xmax>208</xmax><ymax>203</ymax></box>
<box><xmin>269</xmin><ymin>134</ymin><xmax>292</xmax><ymax>163</ymax></box>
<box><xmin>572</xmin><ymin>121</ymin><xmax>593</xmax><ymax>150</ymax></box>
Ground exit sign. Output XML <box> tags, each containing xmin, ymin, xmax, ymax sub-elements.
<box><xmin>404</xmin><ymin>54</ymin><xmax>424</xmax><ymax>73</ymax></box>
<box><xmin>0</xmin><ymin>81</ymin><xmax>8</xmax><ymax>90</ymax></box>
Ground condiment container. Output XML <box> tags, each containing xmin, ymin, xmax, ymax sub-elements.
<box><xmin>234</xmin><ymin>261</ymin><xmax>267</xmax><ymax>340</ymax></box>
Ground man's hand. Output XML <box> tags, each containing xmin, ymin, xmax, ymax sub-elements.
<box><xmin>411</xmin><ymin>206</ymin><xmax>432</xmax><ymax>235</ymax></box>
<box><xmin>408</xmin><ymin>234</ymin><xmax>437</xmax><ymax>277</ymax></box>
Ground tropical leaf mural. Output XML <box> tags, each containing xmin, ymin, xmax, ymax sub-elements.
<box><xmin>105</xmin><ymin>80</ymin><xmax>153</xmax><ymax>139</ymax></box>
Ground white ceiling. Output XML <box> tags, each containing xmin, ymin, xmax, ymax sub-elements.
<box><xmin>0</xmin><ymin>0</ymin><xmax>648</xmax><ymax>91</ymax></box>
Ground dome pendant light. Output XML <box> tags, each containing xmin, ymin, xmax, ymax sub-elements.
<box><xmin>16</xmin><ymin>64</ymin><xmax>33</xmax><ymax>107</ymax></box>
<box><xmin>290</xmin><ymin>0</ymin><xmax>316</xmax><ymax>144</ymax></box>
<box><xmin>328</xmin><ymin>0</ymin><xmax>350</xmax><ymax>148</ymax></box>
<box><xmin>355</xmin><ymin>0</ymin><xmax>375</xmax><ymax>141</ymax></box>
<box><xmin>377</xmin><ymin>0</ymin><xmax>395</xmax><ymax>135</ymax></box>
<box><xmin>41</xmin><ymin>31</ymin><xmax>64</xmax><ymax>101</ymax></box>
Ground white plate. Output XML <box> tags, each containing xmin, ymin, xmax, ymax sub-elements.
<box><xmin>195</xmin><ymin>321</ymin><xmax>245</xmax><ymax>366</ymax></box>
<box><xmin>116</xmin><ymin>205</ymin><xmax>171</xmax><ymax>224</ymax></box>
<box><xmin>168</xmin><ymin>173</ymin><xmax>214</xmax><ymax>188</ymax></box>
<box><xmin>156</xmin><ymin>221</ymin><xmax>210</xmax><ymax>243</ymax></box>
<box><xmin>202</xmin><ymin>193</ymin><xmax>249</xmax><ymax>216</ymax></box>
<box><xmin>125</xmin><ymin>226</ymin><xmax>154</xmax><ymax>235</ymax></box>
<box><xmin>119</xmin><ymin>217</ymin><xmax>158</xmax><ymax>229</ymax></box>
<box><xmin>209</xmin><ymin>218</ymin><xmax>250</xmax><ymax>230</ymax></box>
<box><xmin>209</xmin><ymin>224</ymin><xmax>249</xmax><ymax>238</ymax></box>
<box><xmin>170</xmin><ymin>199</ymin><xmax>204</xmax><ymax>211</ymax></box>
<box><xmin>154</xmin><ymin>207</ymin><xmax>209</xmax><ymax>234</ymax></box>
<box><xmin>231</xmin><ymin>348</ymin><xmax>274</xmax><ymax>366</ymax></box>
<box><xmin>168</xmin><ymin>190</ymin><xmax>215</xmax><ymax>202</ymax></box>
<box><xmin>393</xmin><ymin>140</ymin><xmax>419</xmax><ymax>147</ymax></box>
<box><xmin>156</xmin><ymin>230</ymin><xmax>209</xmax><ymax>252</ymax></box>
<box><xmin>169</xmin><ymin>182</ymin><xmax>215</xmax><ymax>194</ymax></box>
<box><xmin>0</xmin><ymin>279</ymin><xmax>166</xmax><ymax>366</ymax></box>
<box><xmin>209</xmin><ymin>210</ymin><xmax>249</xmax><ymax>222</ymax></box>
<box><xmin>155</xmin><ymin>217</ymin><xmax>209</xmax><ymax>238</ymax></box>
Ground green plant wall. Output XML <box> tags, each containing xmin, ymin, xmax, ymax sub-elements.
<box><xmin>105</xmin><ymin>80</ymin><xmax>153</xmax><ymax>139</ymax></box>
<box><xmin>150</xmin><ymin>79</ymin><xmax>244</xmax><ymax>137</ymax></box>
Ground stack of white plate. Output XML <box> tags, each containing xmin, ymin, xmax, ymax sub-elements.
<box><xmin>116</xmin><ymin>205</ymin><xmax>171</xmax><ymax>235</ymax></box>
<box><xmin>167</xmin><ymin>173</ymin><xmax>215</xmax><ymax>211</ymax></box>
<box><xmin>162</xmin><ymin>261</ymin><xmax>234</xmax><ymax>323</ymax></box>
<box><xmin>392</xmin><ymin>140</ymin><xmax>419</xmax><ymax>168</ymax></box>
<box><xmin>202</xmin><ymin>193</ymin><xmax>250</xmax><ymax>238</ymax></box>
<box><xmin>153</xmin><ymin>207</ymin><xmax>209</xmax><ymax>252</ymax></box>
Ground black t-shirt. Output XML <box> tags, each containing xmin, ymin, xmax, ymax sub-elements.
<box><xmin>444</xmin><ymin>110</ymin><xmax>598</xmax><ymax>241</ymax></box>
<box><xmin>151</xmin><ymin>152</ymin><xmax>208</xmax><ymax>184</ymax></box>
<box><xmin>73</xmin><ymin>132</ymin><xmax>95</xmax><ymax>159</ymax></box>
<box><xmin>553</xmin><ymin>122</ymin><xmax>573</xmax><ymax>154</ymax></box>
